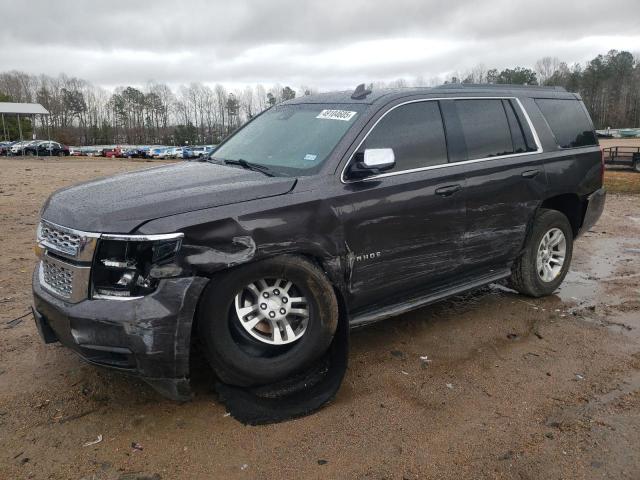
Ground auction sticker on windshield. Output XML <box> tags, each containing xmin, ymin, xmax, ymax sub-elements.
<box><xmin>316</xmin><ymin>110</ymin><xmax>357</xmax><ymax>121</ymax></box>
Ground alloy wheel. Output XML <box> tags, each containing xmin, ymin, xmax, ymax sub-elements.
<box><xmin>234</xmin><ymin>278</ymin><xmax>309</xmax><ymax>345</ymax></box>
<box><xmin>536</xmin><ymin>227</ymin><xmax>566</xmax><ymax>282</ymax></box>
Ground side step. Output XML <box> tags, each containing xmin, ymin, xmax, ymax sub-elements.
<box><xmin>349</xmin><ymin>269</ymin><xmax>511</xmax><ymax>328</ymax></box>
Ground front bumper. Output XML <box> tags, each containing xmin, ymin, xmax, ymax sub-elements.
<box><xmin>579</xmin><ymin>187</ymin><xmax>606</xmax><ymax>236</ymax></box>
<box><xmin>32</xmin><ymin>268</ymin><xmax>208</xmax><ymax>401</ymax></box>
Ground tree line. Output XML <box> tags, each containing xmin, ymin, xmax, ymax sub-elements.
<box><xmin>0</xmin><ymin>49</ymin><xmax>638</xmax><ymax>146</ymax></box>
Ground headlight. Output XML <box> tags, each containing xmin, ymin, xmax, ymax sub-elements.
<box><xmin>91</xmin><ymin>233</ymin><xmax>183</xmax><ymax>299</ymax></box>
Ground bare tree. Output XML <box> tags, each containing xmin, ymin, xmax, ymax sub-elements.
<box><xmin>535</xmin><ymin>57</ymin><xmax>561</xmax><ymax>85</ymax></box>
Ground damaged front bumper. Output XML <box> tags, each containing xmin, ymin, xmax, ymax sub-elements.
<box><xmin>32</xmin><ymin>268</ymin><xmax>208</xmax><ymax>401</ymax></box>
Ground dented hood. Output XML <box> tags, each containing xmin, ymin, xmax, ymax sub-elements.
<box><xmin>41</xmin><ymin>162</ymin><xmax>296</xmax><ymax>233</ymax></box>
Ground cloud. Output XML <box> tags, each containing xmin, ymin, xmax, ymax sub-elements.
<box><xmin>1</xmin><ymin>0</ymin><xmax>639</xmax><ymax>90</ymax></box>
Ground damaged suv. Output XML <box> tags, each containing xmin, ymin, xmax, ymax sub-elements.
<box><xmin>32</xmin><ymin>84</ymin><xmax>605</xmax><ymax>402</ymax></box>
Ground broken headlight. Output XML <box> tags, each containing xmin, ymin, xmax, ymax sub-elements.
<box><xmin>91</xmin><ymin>233</ymin><xmax>183</xmax><ymax>299</ymax></box>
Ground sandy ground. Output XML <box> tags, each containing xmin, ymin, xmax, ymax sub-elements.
<box><xmin>600</xmin><ymin>138</ymin><xmax>640</xmax><ymax>148</ymax></box>
<box><xmin>1</xmin><ymin>156</ymin><xmax>640</xmax><ymax>480</ymax></box>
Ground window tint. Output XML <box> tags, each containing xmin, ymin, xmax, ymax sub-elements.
<box><xmin>535</xmin><ymin>99</ymin><xmax>597</xmax><ymax>148</ymax></box>
<box><xmin>503</xmin><ymin>100</ymin><xmax>530</xmax><ymax>153</ymax></box>
<box><xmin>454</xmin><ymin>99</ymin><xmax>514</xmax><ymax>160</ymax></box>
<box><xmin>364</xmin><ymin>101</ymin><xmax>448</xmax><ymax>171</ymax></box>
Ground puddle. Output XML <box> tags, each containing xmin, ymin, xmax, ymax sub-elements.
<box><xmin>556</xmin><ymin>270</ymin><xmax>599</xmax><ymax>303</ymax></box>
<box><xmin>557</xmin><ymin>236</ymin><xmax>640</xmax><ymax>304</ymax></box>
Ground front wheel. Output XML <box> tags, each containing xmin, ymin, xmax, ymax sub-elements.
<box><xmin>509</xmin><ymin>209</ymin><xmax>574</xmax><ymax>297</ymax></box>
<box><xmin>197</xmin><ymin>256</ymin><xmax>339</xmax><ymax>386</ymax></box>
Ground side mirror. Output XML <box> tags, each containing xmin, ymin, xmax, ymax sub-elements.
<box><xmin>363</xmin><ymin>148</ymin><xmax>395</xmax><ymax>170</ymax></box>
<box><xmin>347</xmin><ymin>148</ymin><xmax>395</xmax><ymax>179</ymax></box>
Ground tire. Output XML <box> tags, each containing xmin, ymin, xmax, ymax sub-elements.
<box><xmin>197</xmin><ymin>255</ymin><xmax>339</xmax><ymax>387</ymax></box>
<box><xmin>633</xmin><ymin>157</ymin><xmax>640</xmax><ymax>173</ymax></box>
<box><xmin>509</xmin><ymin>208</ymin><xmax>574</xmax><ymax>297</ymax></box>
<box><xmin>57</xmin><ymin>151</ymin><xmax>64</xmax><ymax>157</ymax></box>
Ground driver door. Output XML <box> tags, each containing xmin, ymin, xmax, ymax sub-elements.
<box><xmin>333</xmin><ymin>100</ymin><xmax>467</xmax><ymax>310</ymax></box>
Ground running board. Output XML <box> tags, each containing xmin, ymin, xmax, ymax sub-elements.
<box><xmin>349</xmin><ymin>269</ymin><xmax>511</xmax><ymax>328</ymax></box>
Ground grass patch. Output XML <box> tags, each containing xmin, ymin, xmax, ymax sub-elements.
<box><xmin>605</xmin><ymin>170</ymin><xmax>640</xmax><ymax>194</ymax></box>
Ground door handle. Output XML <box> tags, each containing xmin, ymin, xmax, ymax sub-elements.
<box><xmin>435</xmin><ymin>184</ymin><xmax>462</xmax><ymax>197</ymax></box>
<box><xmin>521</xmin><ymin>169</ymin><xmax>540</xmax><ymax>179</ymax></box>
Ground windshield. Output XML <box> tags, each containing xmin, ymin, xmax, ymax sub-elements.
<box><xmin>212</xmin><ymin>103</ymin><xmax>365</xmax><ymax>176</ymax></box>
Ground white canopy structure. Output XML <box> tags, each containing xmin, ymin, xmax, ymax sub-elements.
<box><xmin>0</xmin><ymin>102</ymin><xmax>49</xmax><ymax>115</ymax></box>
<box><xmin>0</xmin><ymin>102</ymin><xmax>51</xmax><ymax>155</ymax></box>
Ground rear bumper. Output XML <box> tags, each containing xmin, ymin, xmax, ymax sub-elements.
<box><xmin>579</xmin><ymin>187</ymin><xmax>606</xmax><ymax>236</ymax></box>
<box><xmin>32</xmin><ymin>269</ymin><xmax>208</xmax><ymax>401</ymax></box>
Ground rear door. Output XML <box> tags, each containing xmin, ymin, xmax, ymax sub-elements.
<box><xmin>335</xmin><ymin>100</ymin><xmax>467</xmax><ymax>310</ymax></box>
<box><xmin>442</xmin><ymin>98</ymin><xmax>547</xmax><ymax>272</ymax></box>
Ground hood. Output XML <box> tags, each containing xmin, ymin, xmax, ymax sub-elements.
<box><xmin>41</xmin><ymin>162</ymin><xmax>296</xmax><ymax>233</ymax></box>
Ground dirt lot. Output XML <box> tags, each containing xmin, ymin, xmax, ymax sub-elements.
<box><xmin>1</xmin><ymin>156</ymin><xmax>640</xmax><ymax>480</ymax></box>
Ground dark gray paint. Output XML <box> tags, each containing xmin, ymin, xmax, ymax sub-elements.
<box><xmin>33</xmin><ymin>85</ymin><xmax>606</xmax><ymax>400</ymax></box>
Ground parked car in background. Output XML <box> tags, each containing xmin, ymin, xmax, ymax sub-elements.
<box><xmin>10</xmin><ymin>140</ymin><xmax>38</xmax><ymax>155</ymax></box>
<box><xmin>0</xmin><ymin>141</ymin><xmax>17</xmax><ymax>155</ymax></box>
<box><xmin>198</xmin><ymin>145</ymin><xmax>218</xmax><ymax>160</ymax></box>
<box><xmin>187</xmin><ymin>146</ymin><xmax>210</xmax><ymax>158</ymax></box>
<box><xmin>181</xmin><ymin>147</ymin><xmax>193</xmax><ymax>159</ymax></box>
<box><xmin>123</xmin><ymin>147</ymin><xmax>145</xmax><ymax>158</ymax></box>
<box><xmin>104</xmin><ymin>147</ymin><xmax>124</xmax><ymax>158</ymax></box>
<box><xmin>157</xmin><ymin>147</ymin><xmax>173</xmax><ymax>159</ymax></box>
<box><xmin>162</xmin><ymin>147</ymin><xmax>181</xmax><ymax>159</ymax></box>
<box><xmin>89</xmin><ymin>147</ymin><xmax>106</xmax><ymax>156</ymax></box>
<box><xmin>25</xmin><ymin>141</ymin><xmax>70</xmax><ymax>157</ymax></box>
<box><xmin>148</xmin><ymin>146</ymin><xmax>168</xmax><ymax>158</ymax></box>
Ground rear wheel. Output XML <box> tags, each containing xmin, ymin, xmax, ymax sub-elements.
<box><xmin>197</xmin><ymin>256</ymin><xmax>339</xmax><ymax>386</ymax></box>
<box><xmin>509</xmin><ymin>209</ymin><xmax>573</xmax><ymax>297</ymax></box>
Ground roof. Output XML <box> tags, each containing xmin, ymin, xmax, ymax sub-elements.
<box><xmin>284</xmin><ymin>84</ymin><xmax>576</xmax><ymax>106</ymax></box>
<box><xmin>0</xmin><ymin>102</ymin><xmax>49</xmax><ymax>115</ymax></box>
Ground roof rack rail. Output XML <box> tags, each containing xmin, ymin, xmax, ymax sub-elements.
<box><xmin>351</xmin><ymin>83</ymin><xmax>372</xmax><ymax>100</ymax></box>
<box><xmin>434</xmin><ymin>83</ymin><xmax>566</xmax><ymax>92</ymax></box>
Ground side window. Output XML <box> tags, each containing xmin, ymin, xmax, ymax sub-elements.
<box><xmin>503</xmin><ymin>100</ymin><xmax>530</xmax><ymax>153</ymax></box>
<box><xmin>535</xmin><ymin>99</ymin><xmax>597</xmax><ymax>148</ymax></box>
<box><xmin>454</xmin><ymin>99</ymin><xmax>514</xmax><ymax>160</ymax></box>
<box><xmin>363</xmin><ymin>101</ymin><xmax>448</xmax><ymax>171</ymax></box>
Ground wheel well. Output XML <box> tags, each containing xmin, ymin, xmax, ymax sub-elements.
<box><xmin>189</xmin><ymin>252</ymin><xmax>348</xmax><ymax>338</ymax></box>
<box><xmin>540</xmin><ymin>194</ymin><xmax>584</xmax><ymax>236</ymax></box>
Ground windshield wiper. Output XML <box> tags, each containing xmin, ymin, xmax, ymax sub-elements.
<box><xmin>223</xmin><ymin>158</ymin><xmax>276</xmax><ymax>177</ymax></box>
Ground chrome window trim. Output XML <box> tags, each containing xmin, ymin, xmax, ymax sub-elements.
<box><xmin>340</xmin><ymin>96</ymin><xmax>543</xmax><ymax>184</ymax></box>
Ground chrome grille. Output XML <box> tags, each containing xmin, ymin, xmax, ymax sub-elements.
<box><xmin>38</xmin><ymin>255</ymin><xmax>91</xmax><ymax>303</ymax></box>
<box><xmin>37</xmin><ymin>220</ymin><xmax>96</xmax><ymax>302</ymax></box>
<box><xmin>41</xmin><ymin>258</ymin><xmax>74</xmax><ymax>298</ymax></box>
<box><xmin>37</xmin><ymin>220</ymin><xmax>99</xmax><ymax>262</ymax></box>
<box><xmin>39</xmin><ymin>223</ymin><xmax>81</xmax><ymax>256</ymax></box>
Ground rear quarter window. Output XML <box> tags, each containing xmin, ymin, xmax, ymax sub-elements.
<box><xmin>535</xmin><ymin>99</ymin><xmax>597</xmax><ymax>148</ymax></box>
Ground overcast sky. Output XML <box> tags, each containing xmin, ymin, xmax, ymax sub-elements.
<box><xmin>1</xmin><ymin>0</ymin><xmax>639</xmax><ymax>91</ymax></box>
